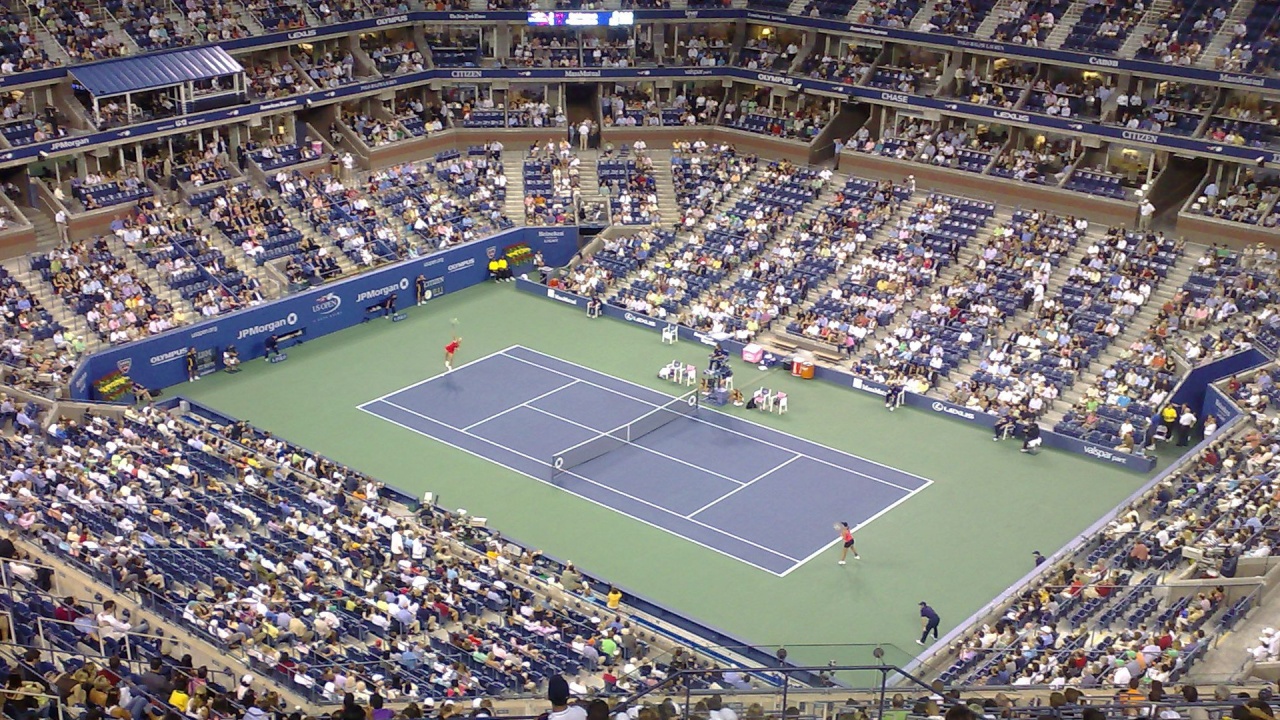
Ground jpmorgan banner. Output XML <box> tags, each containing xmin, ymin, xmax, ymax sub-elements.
<box><xmin>70</xmin><ymin>227</ymin><xmax>578</xmax><ymax>398</ymax></box>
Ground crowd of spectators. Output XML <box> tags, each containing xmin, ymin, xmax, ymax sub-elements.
<box><xmin>802</xmin><ymin>45</ymin><xmax>878</xmax><ymax>85</ymax></box>
<box><xmin>0</xmin><ymin>7</ymin><xmax>60</xmax><ymax>75</ymax></box>
<box><xmin>295</xmin><ymin>50</ymin><xmax>357</xmax><ymax>90</ymax></box>
<box><xmin>117</xmin><ymin>200</ymin><xmax>266</xmax><ymax>318</ymax></box>
<box><xmin>182</xmin><ymin>0</ymin><xmax>252</xmax><ymax>43</ymax></box>
<box><xmin>736</xmin><ymin>36</ymin><xmax>800</xmax><ymax>71</ymax></box>
<box><xmin>245</xmin><ymin>59</ymin><xmax>307</xmax><ymax>100</ymax></box>
<box><xmin>723</xmin><ymin>96</ymin><xmax>830</xmax><ymax>141</ymax></box>
<box><xmin>34</xmin><ymin>239</ymin><xmax>176</xmax><ymax>345</ymax></box>
<box><xmin>954</xmin><ymin>63</ymin><xmax>1036</xmax><ymax>108</ymax></box>
<box><xmin>366</xmin><ymin>40</ymin><xmax>426</xmax><ymax>75</ymax></box>
<box><xmin>991</xmin><ymin>140</ymin><xmax>1078</xmax><ymax>185</ymax></box>
<box><xmin>30</xmin><ymin>0</ymin><xmax>129</xmax><ymax>63</ymax></box>
<box><xmin>524</xmin><ymin>140</ymin><xmax>581</xmax><ymax>226</ymax></box>
<box><xmin>0</xmin><ymin>393</ymin><xmax>738</xmax><ymax>707</ymax></box>
<box><xmin>1189</xmin><ymin>171</ymin><xmax>1280</xmax><ymax>226</ymax></box>
<box><xmin>243</xmin><ymin>0</ymin><xmax>308</xmax><ymax>30</ymax></box>
<box><xmin>562</xmin><ymin>229</ymin><xmax>675</xmax><ymax>296</ymax></box>
<box><xmin>675</xmin><ymin>34</ymin><xmax>732</xmax><ymax>67</ymax></box>
<box><xmin>598</xmin><ymin>142</ymin><xmax>658</xmax><ymax>226</ymax></box>
<box><xmin>109</xmin><ymin>0</ymin><xmax>198</xmax><ymax>51</ymax></box>
<box><xmin>672</xmin><ymin>140</ymin><xmax>757</xmax><ymax>230</ymax></box>
<box><xmin>989</xmin><ymin>0</ymin><xmax>1064</xmax><ymax>45</ymax></box>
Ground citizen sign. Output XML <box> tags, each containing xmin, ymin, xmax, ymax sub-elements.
<box><xmin>1122</xmin><ymin>130</ymin><xmax>1158</xmax><ymax>144</ymax></box>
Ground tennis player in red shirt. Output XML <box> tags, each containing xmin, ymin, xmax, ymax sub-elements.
<box><xmin>837</xmin><ymin>521</ymin><xmax>860</xmax><ymax>565</ymax></box>
<box><xmin>444</xmin><ymin>336</ymin><xmax>462</xmax><ymax>371</ymax></box>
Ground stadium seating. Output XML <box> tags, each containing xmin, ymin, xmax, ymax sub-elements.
<box><xmin>597</xmin><ymin>144</ymin><xmax>658</xmax><ymax>225</ymax></box>
<box><xmin>790</xmin><ymin>192</ymin><xmax>994</xmax><ymax>359</ymax></box>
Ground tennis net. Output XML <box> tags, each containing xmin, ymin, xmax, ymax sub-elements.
<box><xmin>550</xmin><ymin>390</ymin><xmax>700</xmax><ymax>478</ymax></box>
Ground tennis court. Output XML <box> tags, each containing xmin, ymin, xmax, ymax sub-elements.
<box><xmin>358</xmin><ymin>345</ymin><xmax>932</xmax><ymax>575</ymax></box>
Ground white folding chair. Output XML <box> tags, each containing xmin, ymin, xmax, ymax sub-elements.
<box><xmin>661</xmin><ymin>324</ymin><xmax>678</xmax><ymax>344</ymax></box>
<box><xmin>658</xmin><ymin>362</ymin><xmax>677</xmax><ymax>381</ymax></box>
<box><xmin>683</xmin><ymin>364</ymin><xmax>697</xmax><ymax>386</ymax></box>
<box><xmin>776</xmin><ymin>393</ymin><xmax>788</xmax><ymax>414</ymax></box>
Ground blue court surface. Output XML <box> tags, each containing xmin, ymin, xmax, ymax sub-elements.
<box><xmin>358</xmin><ymin>345</ymin><xmax>931</xmax><ymax>576</ymax></box>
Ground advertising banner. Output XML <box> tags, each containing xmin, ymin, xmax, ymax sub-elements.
<box><xmin>71</xmin><ymin>228</ymin><xmax>577</xmax><ymax>399</ymax></box>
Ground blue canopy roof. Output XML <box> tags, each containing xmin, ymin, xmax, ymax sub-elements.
<box><xmin>70</xmin><ymin>47</ymin><xmax>242</xmax><ymax>97</ymax></box>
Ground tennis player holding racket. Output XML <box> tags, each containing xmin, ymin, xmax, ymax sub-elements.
<box><xmin>836</xmin><ymin>522</ymin><xmax>860</xmax><ymax>565</ymax></box>
<box><xmin>444</xmin><ymin>319</ymin><xmax>461</xmax><ymax>371</ymax></box>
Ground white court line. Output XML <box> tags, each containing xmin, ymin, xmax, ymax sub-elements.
<box><xmin>684</xmin><ymin>454</ymin><xmax>802</xmax><ymax>518</ymax></box>
<box><xmin>500</xmin><ymin>347</ymin><xmax>928</xmax><ymax>494</ymax></box>
<box><xmin>374</xmin><ymin>398</ymin><xmax>802</xmax><ymax>565</ymax></box>
<box><xmin>357</xmin><ymin>344</ymin><xmax>523</xmax><ymax>409</ymax></box>
<box><xmin>777</xmin><ymin>483</ymin><xmax>930</xmax><ymax>578</ymax></box>
<box><xmin>462</xmin><ymin>381</ymin><xmax>579</xmax><ymax>431</ymax></box>
<box><xmin>358</xmin><ymin>404</ymin><xmax>788</xmax><ymax>576</ymax></box>
<box><xmin>522</xmin><ymin>404</ymin><xmax>746</xmax><ymax>487</ymax></box>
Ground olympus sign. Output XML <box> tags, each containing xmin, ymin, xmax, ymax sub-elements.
<box><xmin>931</xmin><ymin>401</ymin><xmax>975</xmax><ymax>420</ymax></box>
<box><xmin>149</xmin><ymin>347</ymin><xmax>189</xmax><ymax>366</ymax></box>
<box><xmin>1122</xmin><ymin>130</ymin><xmax>1158</xmax><ymax>144</ymax></box>
<box><xmin>756</xmin><ymin>73</ymin><xmax>792</xmax><ymax>86</ymax></box>
<box><xmin>238</xmin><ymin>313</ymin><xmax>298</xmax><ymax>340</ymax></box>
